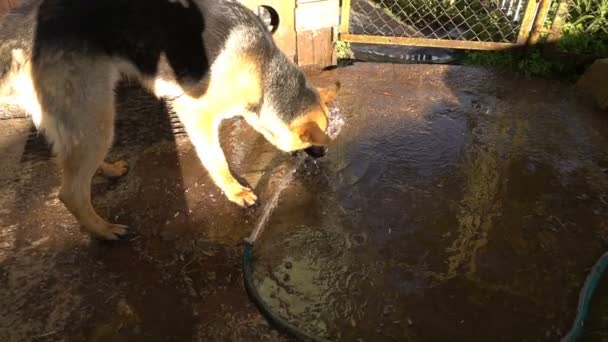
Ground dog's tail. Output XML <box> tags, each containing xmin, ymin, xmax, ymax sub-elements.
<box><xmin>0</xmin><ymin>0</ymin><xmax>42</xmax><ymax>120</ymax></box>
<box><xmin>0</xmin><ymin>48</ymin><xmax>41</xmax><ymax>123</ymax></box>
<box><xmin>0</xmin><ymin>49</ymin><xmax>27</xmax><ymax>97</ymax></box>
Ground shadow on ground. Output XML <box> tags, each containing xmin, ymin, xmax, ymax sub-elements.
<box><xmin>0</xmin><ymin>80</ymin><xmax>290</xmax><ymax>341</ymax></box>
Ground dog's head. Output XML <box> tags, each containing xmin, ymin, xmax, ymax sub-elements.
<box><xmin>245</xmin><ymin>81</ymin><xmax>341</xmax><ymax>159</ymax></box>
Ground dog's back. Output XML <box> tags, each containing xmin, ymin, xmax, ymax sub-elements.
<box><xmin>33</xmin><ymin>0</ymin><xmax>273</xmax><ymax>95</ymax></box>
<box><xmin>4</xmin><ymin>0</ymin><xmax>306</xmax><ymax>121</ymax></box>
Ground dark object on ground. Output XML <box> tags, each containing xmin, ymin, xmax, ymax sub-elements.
<box><xmin>351</xmin><ymin>43</ymin><xmax>465</xmax><ymax>64</ymax></box>
<box><xmin>576</xmin><ymin>58</ymin><xmax>608</xmax><ymax>110</ymax></box>
<box><xmin>304</xmin><ymin>146</ymin><xmax>326</xmax><ymax>158</ymax></box>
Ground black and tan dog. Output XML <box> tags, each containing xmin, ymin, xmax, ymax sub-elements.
<box><xmin>0</xmin><ymin>0</ymin><xmax>340</xmax><ymax>239</ymax></box>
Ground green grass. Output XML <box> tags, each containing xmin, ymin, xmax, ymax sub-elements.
<box><xmin>558</xmin><ymin>0</ymin><xmax>608</xmax><ymax>56</ymax></box>
<box><xmin>464</xmin><ymin>49</ymin><xmax>574</xmax><ymax>79</ymax></box>
<box><xmin>559</xmin><ymin>30</ymin><xmax>608</xmax><ymax>57</ymax></box>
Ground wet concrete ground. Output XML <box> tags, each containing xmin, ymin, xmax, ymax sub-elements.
<box><xmin>1</xmin><ymin>63</ymin><xmax>608</xmax><ymax>341</ymax></box>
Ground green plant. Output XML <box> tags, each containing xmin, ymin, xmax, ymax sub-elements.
<box><xmin>335</xmin><ymin>41</ymin><xmax>354</xmax><ymax>59</ymax></box>
<box><xmin>559</xmin><ymin>29</ymin><xmax>608</xmax><ymax>56</ymax></box>
<box><xmin>557</xmin><ymin>0</ymin><xmax>608</xmax><ymax>56</ymax></box>
<box><xmin>464</xmin><ymin>49</ymin><xmax>572</xmax><ymax>79</ymax></box>
<box><xmin>568</xmin><ymin>0</ymin><xmax>608</xmax><ymax>34</ymax></box>
<box><xmin>516</xmin><ymin>50</ymin><xmax>554</xmax><ymax>76</ymax></box>
<box><xmin>464</xmin><ymin>50</ymin><xmax>516</xmax><ymax>67</ymax></box>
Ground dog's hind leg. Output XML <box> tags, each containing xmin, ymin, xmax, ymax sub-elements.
<box><xmin>34</xmin><ymin>57</ymin><xmax>129</xmax><ymax>239</ymax></box>
<box><xmin>59</xmin><ymin>126</ymin><xmax>129</xmax><ymax>240</ymax></box>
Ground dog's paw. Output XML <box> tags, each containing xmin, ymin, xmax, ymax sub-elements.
<box><xmin>90</xmin><ymin>223</ymin><xmax>131</xmax><ymax>240</ymax></box>
<box><xmin>226</xmin><ymin>186</ymin><xmax>258</xmax><ymax>207</ymax></box>
<box><xmin>99</xmin><ymin>160</ymin><xmax>129</xmax><ymax>178</ymax></box>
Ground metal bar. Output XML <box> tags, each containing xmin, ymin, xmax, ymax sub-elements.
<box><xmin>546</xmin><ymin>0</ymin><xmax>570</xmax><ymax>44</ymax></box>
<box><xmin>339</xmin><ymin>0</ymin><xmax>351</xmax><ymax>34</ymax></box>
<box><xmin>527</xmin><ymin>0</ymin><xmax>553</xmax><ymax>45</ymax></box>
<box><xmin>340</xmin><ymin>33</ymin><xmax>519</xmax><ymax>50</ymax></box>
<box><xmin>516</xmin><ymin>0</ymin><xmax>539</xmax><ymax>44</ymax></box>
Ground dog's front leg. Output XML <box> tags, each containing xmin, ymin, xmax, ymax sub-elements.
<box><xmin>179</xmin><ymin>110</ymin><xmax>258</xmax><ymax>207</ymax></box>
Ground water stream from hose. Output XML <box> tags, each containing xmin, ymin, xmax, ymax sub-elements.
<box><xmin>246</xmin><ymin>156</ymin><xmax>304</xmax><ymax>243</ymax></box>
<box><xmin>247</xmin><ymin>107</ymin><xmax>344</xmax><ymax>243</ymax></box>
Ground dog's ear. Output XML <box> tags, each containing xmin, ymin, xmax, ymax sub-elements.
<box><xmin>293</xmin><ymin>121</ymin><xmax>331</xmax><ymax>145</ymax></box>
<box><xmin>318</xmin><ymin>81</ymin><xmax>341</xmax><ymax>104</ymax></box>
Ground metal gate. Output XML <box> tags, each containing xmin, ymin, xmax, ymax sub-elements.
<box><xmin>339</xmin><ymin>0</ymin><xmax>553</xmax><ymax>50</ymax></box>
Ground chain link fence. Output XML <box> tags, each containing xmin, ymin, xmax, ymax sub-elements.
<box><xmin>348</xmin><ymin>0</ymin><xmax>535</xmax><ymax>43</ymax></box>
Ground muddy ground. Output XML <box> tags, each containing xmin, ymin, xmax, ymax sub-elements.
<box><xmin>1</xmin><ymin>63</ymin><xmax>608</xmax><ymax>341</ymax></box>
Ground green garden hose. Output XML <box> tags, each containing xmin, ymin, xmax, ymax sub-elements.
<box><xmin>244</xmin><ymin>240</ymin><xmax>608</xmax><ymax>342</ymax></box>
<box><xmin>243</xmin><ymin>239</ymin><xmax>325</xmax><ymax>342</ymax></box>
<box><xmin>563</xmin><ymin>251</ymin><xmax>608</xmax><ymax>341</ymax></box>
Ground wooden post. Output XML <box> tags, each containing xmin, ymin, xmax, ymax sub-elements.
<box><xmin>339</xmin><ymin>0</ymin><xmax>352</xmax><ymax>35</ymax></box>
<box><xmin>527</xmin><ymin>0</ymin><xmax>553</xmax><ymax>46</ymax></box>
<box><xmin>546</xmin><ymin>0</ymin><xmax>570</xmax><ymax>45</ymax></box>
<box><xmin>516</xmin><ymin>0</ymin><xmax>540</xmax><ymax>45</ymax></box>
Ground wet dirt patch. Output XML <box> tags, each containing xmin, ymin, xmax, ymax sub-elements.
<box><xmin>1</xmin><ymin>64</ymin><xmax>608</xmax><ymax>341</ymax></box>
<box><xmin>254</xmin><ymin>64</ymin><xmax>608</xmax><ymax>341</ymax></box>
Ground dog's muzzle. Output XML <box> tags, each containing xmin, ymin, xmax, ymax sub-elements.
<box><xmin>303</xmin><ymin>146</ymin><xmax>326</xmax><ymax>159</ymax></box>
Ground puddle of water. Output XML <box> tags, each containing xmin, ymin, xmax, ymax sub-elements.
<box><xmin>250</xmin><ymin>105</ymin><xmax>467</xmax><ymax>339</ymax></box>
<box><xmin>327</xmin><ymin>107</ymin><xmax>346</xmax><ymax>140</ymax></box>
<box><xmin>250</xmin><ymin>87</ymin><xmax>608</xmax><ymax>341</ymax></box>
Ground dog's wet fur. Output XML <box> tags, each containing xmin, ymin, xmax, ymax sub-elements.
<box><xmin>0</xmin><ymin>0</ymin><xmax>340</xmax><ymax>240</ymax></box>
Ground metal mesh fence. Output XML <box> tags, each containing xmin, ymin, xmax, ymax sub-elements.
<box><xmin>349</xmin><ymin>0</ymin><xmax>533</xmax><ymax>43</ymax></box>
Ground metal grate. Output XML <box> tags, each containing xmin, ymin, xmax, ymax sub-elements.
<box><xmin>348</xmin><ymin>0</ymin><xmax>531</xmax><ymax>43</ymax></box>
<box><xmin>20</xmin><ymin>113</ymin><xmax>186</xmax><ymax>163</ymax></box>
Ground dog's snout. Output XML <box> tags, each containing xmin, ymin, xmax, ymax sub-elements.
<box><xmin>304</xmin><ymin>146</ymin><xmax>326</xmax><ymax>159</ymax></box>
